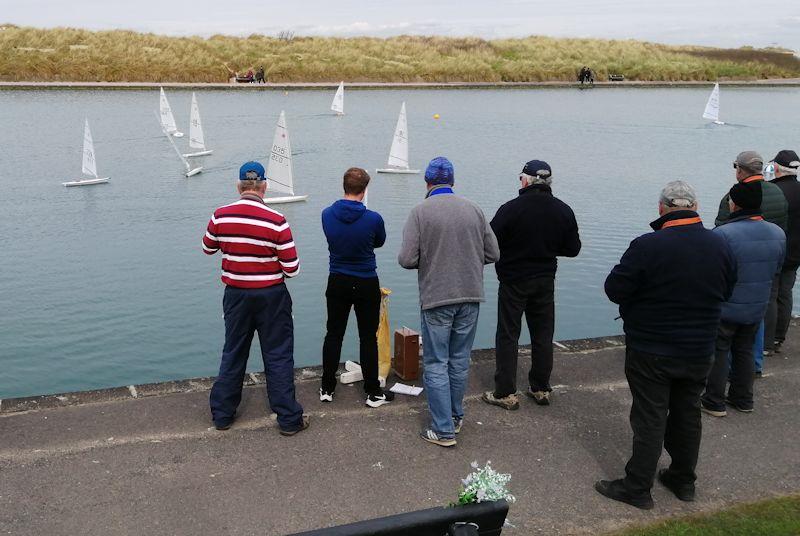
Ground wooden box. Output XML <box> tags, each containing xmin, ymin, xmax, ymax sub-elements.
<box><xmin>393</xmin><ymin>327</ymin><xmax>420</xmax><ymax>381</ymax></box>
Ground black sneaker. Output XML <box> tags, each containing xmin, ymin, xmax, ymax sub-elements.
<box><xmin>594</xmin><ymin>479</ymin><xmax>654</xmax><ymax>510</ymax></box>
<box><xmin>658</xmin><ymin>469</ymin><xmax>695</xmax><ymax>502</ymax></box>
<box><xmin>366</xmin><ymin>390</ymin><xmax>395</xmax><ymax>408</ymax></box>
<box><xmin>214</xmin><ymin>412</ymin><xmax>237</xmax><ymax>431</ymax></box>
<box><xmin>725</xmin><ymin>398</ymin><xmax>754</xmax><ymax>413</ymax></box>
<box><xmin>754</xmin><ymin>370</ymin><xmax>763</xmax><ymax>379</ymax></box>
<box><xmin>773</xmin><ymin>341</ymin><xmax>783</xmax><ymax>354</ymax></box>
<box><xmin>319</xmin><ymin>387</ymin><xmax>334</xmax><ymax>403</ymax></box>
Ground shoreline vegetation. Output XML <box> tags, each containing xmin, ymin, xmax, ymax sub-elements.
<box><xmin>1</xmin><ymin>24</ymin><xmax>799</xmax><ymax>84</ymax></box>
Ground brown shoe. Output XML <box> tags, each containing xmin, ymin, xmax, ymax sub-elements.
<box><xmin>526</xmin><ymin>389</ymin><xmax>551</xmax><ymax>406</ymax></box>
<box><xmin>481</xmin><ymin>391</ymin><xmax>520</xmax><ymax>410</ymax></box>
<box><xmin>279</xmin><ymin>414</ymin><xmax>310</xmax><ymax>436</ymax></box>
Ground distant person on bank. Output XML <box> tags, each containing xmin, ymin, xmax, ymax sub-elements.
<box><xmin>202</xmin><ymin>161</ymin><xmax>309</xmax><ymax>436</ymax></box>
<box><xmin>701</xmin><ymin>182</ymin><xmax>785</xmax><ymax>417</ymax></box>
<box><xmin>766</xmin><ymin>150</ymin><xmax>800</xmax><ymax>354</ymax></box>
<box><xmin>597</xmin><ymin>181</ymin><xmax>736</xmax><ymax>510</ymax></box>
<box><xmin>398</xmin><ymin>157</ymin><xmax>500</xmax><ymax>448</ymax></box>
<box><xmin>320</xmin><ymin>167</ymin><xmax>394</xmax><ymax>407</ymax></box>
<box><xmin>716</xmin><ymin>151</ymin><xmax>787</xmax><ymax>371</ymax></box>
<box><xmin>481</xmin><ymin>160</ymin><xmax>581</xmax><ymax>411</ymax></box>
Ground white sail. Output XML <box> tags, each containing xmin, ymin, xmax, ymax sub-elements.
<box><xmin>331</xmin><ymin>81</ymin><xmax>344</xmax><ymax>114</ymax></box>
<box><xmin>188</xmin><ymin>92</ymin><xmax>206</xmax><ymax>149</ymax></box>
<box><xmin>159</xmin><ymin>87</ymin><xmax>179</xmax><ymax>134</ymax></box>
<box><xmin>703</xmin><ymin>83</ymin><xmax>720</xmax><ymax>122</ymax></box>
<box><xmin>387</xmin><ymin>102</ymin><xmax>410</xmax><ymax>169</ymax></box>
<box><xmin>268</xmin><ymin>111</ymin><xmax>295</xmax><ymax>195</ymax></box>
<box><xmin>81</xmin><ymin>118</ymin><xmax>98</xmax><ymax>178</ymax></box>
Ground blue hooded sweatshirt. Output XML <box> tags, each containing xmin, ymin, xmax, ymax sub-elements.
<box><xmin>322</xmin><ymin>199</ymin><xmax>386</xmax><ymax>278</ymax></box>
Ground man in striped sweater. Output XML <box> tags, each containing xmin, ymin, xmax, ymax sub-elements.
<box><xmin>202</xmin><ymin>161</ymin><xmax>308</xmax><ymax>436</ymax></box>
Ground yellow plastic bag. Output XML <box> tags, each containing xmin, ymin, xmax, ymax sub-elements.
<box><xmin>377</xmin><ymin>287</ymin><xmax>392</xmax><ymax>384</ymax></box>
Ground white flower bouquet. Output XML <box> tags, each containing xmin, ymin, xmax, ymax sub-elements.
<box><xmin>456</xmin><ymin>461</ymin><xmax>516</xmax><ymax>505</ymax></box>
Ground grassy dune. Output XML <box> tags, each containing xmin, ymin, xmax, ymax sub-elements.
<box><xmin>1</xmin><ymin>24</ymin><xmax>799</xmax><ymax>83</ymax></box>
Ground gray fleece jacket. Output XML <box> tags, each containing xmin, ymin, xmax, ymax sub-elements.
<box><xmin>398</xmin><ymin>190</ymin><xmax>500</xmax><ymax>310</ymax></box>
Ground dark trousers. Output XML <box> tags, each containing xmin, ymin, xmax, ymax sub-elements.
<box><xmin>210</xmin><ymin>284</ymin><xmax>304</xmax><ymax>431</ymax></box>
<box><xmin>703</xmin><ymin>320</ymin><xmax>758</xmax><ymax>411</ymax></box>
<box><xmin>623</xmin><ymin>347</ymin><xmax>713</xmax><ymax>494</ymax></box>
<box><xmin>763</xmin><ymin>272</ymin><xmax>783</xmax><ymax>350</ymax></box>
<box><xmin>494</xmin><ymin>276</ymin><xmax>555</xmax><ymax>397</ymax></box>
<box><xmin>321</xmin><ymin>273</ymin><xmax>381</xmax><ymax>395</ymax></box>
<box><xmin>768</xmin><ymin>268</ymin><xmax>797</xmax><ymax>345</ymax></box>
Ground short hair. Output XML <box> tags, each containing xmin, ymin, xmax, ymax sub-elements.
<box><xmin>343</xmin><ymin>167</ymin><xmax>370</xmax><ymax>195</ymax></box>
<box><xmin>238</xmin><ymin>179</ymin><xmax>263</xmax><ymax>192</ymax></box>
<box><xmin>520</xmin><ymin>172</ymin><xmax>551</xmax><ymax>186</ymax></box>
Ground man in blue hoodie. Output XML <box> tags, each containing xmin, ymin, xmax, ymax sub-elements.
<box><xmin>702</xmin><ymin>182</ymin><xmax>785</xmax><ymax>416</ymax></box>
<box><xmin>321</xmin><ymin>167</ymin><xmax>394</xmax><ymax>408</ymax></box>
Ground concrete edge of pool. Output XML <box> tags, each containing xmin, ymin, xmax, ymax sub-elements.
<box><xmin>0</xmin><ymin>334</ymin><xmax>625</xmax><ymax>415</ymax></box>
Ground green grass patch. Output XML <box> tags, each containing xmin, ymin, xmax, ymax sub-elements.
<box><xmin>1</xmin><ymin>25</ymin><xmax>799</xmax><ymax>83</ymax></box>
<box><xmin>613</xmin><ymin>494</ymin><xmax>800</xmax><ymax>536</ymax></box>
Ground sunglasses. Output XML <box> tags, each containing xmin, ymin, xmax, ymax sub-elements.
<box><xmin>732</xmin><ymin>162</ymin><xmax>738</xmax><ymax>169</ymax></box>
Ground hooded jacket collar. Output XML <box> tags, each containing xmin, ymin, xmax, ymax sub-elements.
<box><xmin>650</xmin><ymin>210</ymin><xmax>702</xmax><ymax>231</ymax></box>
<box><xmin>725</xmin><ymin>208</ymin><xmax>763</xmax><ymax>223</ymax></box>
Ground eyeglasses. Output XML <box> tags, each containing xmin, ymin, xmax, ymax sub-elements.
<box><xmin>732</xmin><ymin>162</ymin><xmax>739</xmax><ymax>169</ymax></box>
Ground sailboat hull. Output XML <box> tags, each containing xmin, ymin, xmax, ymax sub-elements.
<box><xmin>376</xmin><ymin>168</ymin><xmax>420</xmax><ymax>174</ymax></box>
<box><xmin>185</xmin><ymin>167</ymin><xmax>203</xmax><ymax>177</ymax></box>
<box><xmin>264</xmin><ymin>195</ymin><xmax>308</xmax><ymax>204</ymax></box>
<box><xmin>182</xmin><ymin>149</ymin><xmax>214</xmax><ymax>158</ymax></box>
<box><xmin>63</xmin><ymin>177</ymin><xmax>110</xmax><ymax>187</ymax></box>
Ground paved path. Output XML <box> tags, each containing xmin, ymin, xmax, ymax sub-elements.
<box><xmin>1</xmin><ymin>331</ymin><xmax>798</xmax><ymax>535</ymax></box>
<box><xmin>2</xmin><ymin>79</ymin><xmax>800</xmax><ymax>90</ymax></box>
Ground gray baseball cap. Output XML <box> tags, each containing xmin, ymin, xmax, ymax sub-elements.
<box><xmin>660</xmin><ymin>180</ymin><xmax>697</xmax><ymax>208</ymax></box>
<box><xmin>735</xmin><ymin>151</ymin><xmax>763</xmax><ymax>172</ymax></box>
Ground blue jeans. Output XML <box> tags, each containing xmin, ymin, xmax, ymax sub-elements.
<box><xmin>210</xmin><ymin>284</ymin><xmax>304</xmax><ymax>432</ymax></box>
<box><xmin>420</xmin><ymin>303</ymin><xmax>480</xmax><ymax>439</ymax></box>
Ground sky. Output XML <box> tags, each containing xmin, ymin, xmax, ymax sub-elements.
<box><xmin>3</xmin><ymin>0</ymin><xmax>799</xmax><ymax>51</ymax></box>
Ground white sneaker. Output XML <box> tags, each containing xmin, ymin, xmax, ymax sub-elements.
<box><xmin>319</xmin><ymin>388</ymin><xmax>334</xmax><ymax>403</ymax></box>
<box><xmin>366</xmin><ymin>390</ymin><xmax>395</xmax><ymax>408</ymax></box>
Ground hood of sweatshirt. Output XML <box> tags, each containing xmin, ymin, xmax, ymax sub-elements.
<box><xmin>331</xmin><ymin>199</ymin><xmax>366</xmax><ymax>223</ymax></box>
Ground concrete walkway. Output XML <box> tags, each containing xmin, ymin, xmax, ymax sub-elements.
<box><xmin>1</xmin><ymin>330</ymin><xmax>798</xmax><ymax>535</ymax></box>
<box><xmin>2</xmin><ymin>79</ymin><xmax>800</xmax><ymax>90</ymax></box>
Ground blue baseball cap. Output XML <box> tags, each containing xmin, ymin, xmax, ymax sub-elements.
<box><xmin>239</xmin><ymin>161</ymin><xmax>266</xmax><ymax>181</ymax></box>
<box><xmin>424</xmin><ymin>156</ymin><xmax>454</xmax><ymax>185</ymax></box>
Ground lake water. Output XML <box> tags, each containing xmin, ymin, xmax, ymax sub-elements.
<box><xmin>1</xmin><ymin>87</ymin><xmax>798</xmax><ymax>399</ymax></box>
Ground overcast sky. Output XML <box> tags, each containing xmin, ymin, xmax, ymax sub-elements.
<box><xmin>4</xmin><ymin>0</ymin><xmax>799</xmax><ymax>51</ymax></box>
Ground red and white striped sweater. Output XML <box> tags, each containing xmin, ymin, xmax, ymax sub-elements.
<box><xmin>202</xmin><ymin>194</ymin><xmax>299</xmax><ymax>288</ymax></box>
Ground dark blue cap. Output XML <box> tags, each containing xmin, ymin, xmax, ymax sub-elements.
<box><xmin>522</xmin><ymin>160</ymin><xmax>551</xmax><ymax>178</ymax></box>
<box><xmin>424</xmin><ymin>156</ymin><xmax>454</xmax><ymax>185</ymax></box>
<box><xmin>239</xmin><ymin>161</ymin><xmax>266</xmax><ymax>181</ymax></box>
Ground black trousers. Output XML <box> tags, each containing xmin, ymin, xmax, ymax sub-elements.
<box><xmin>703</xmin><ymin>320</ymin><xmax>758</xmax><ymax>411</ymax></box>
<box><xmin>763</xmin><ymin>274</ymin><xmax>782</xmax><ymax>350</ymax></box>
<box><xmin>321</xmin><ymin>273</ymin><xmax>381</xmax><ymax>395</ymax></box>
<box><xmin>767</xmin><ymin>268</ymin><xmax>797</xmax><ymax>345</ymax></box>
<box><xmin>494</xmin><ymin>276</ymin><xmax>555</xmax><ymax>397</ymax></box>
<box><xmin>623</xmin><ymin>347</ymin><xmax>713</xmax><ymax>494</ymax></box>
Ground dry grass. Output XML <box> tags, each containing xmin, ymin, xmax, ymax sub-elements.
<box><xmin>1</xmin><ymin>25</ymin><xmax>798</xmax><ymax>83</ymax></box>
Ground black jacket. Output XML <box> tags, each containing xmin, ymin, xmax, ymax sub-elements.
<box><xmin>605</xmin><ymin>210</ymin><xmax>737</xmax><ymax>358</ymax></box>
<box><xmin>490</xmin><ymin>184</ymin><xmax>581</xmax><ymax>283</ymax></box>
<box><xmin>770</xmin><ymin>175</ymin><xmax>800</xmax><ymax>269</ymax></box>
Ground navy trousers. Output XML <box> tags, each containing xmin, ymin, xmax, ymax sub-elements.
<box><xmin>210</xmin><ymin>284</ymin><xmax>304</xmax><ymax>432</ymax></box>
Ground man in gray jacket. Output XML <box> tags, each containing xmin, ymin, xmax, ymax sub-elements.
<box><xmin>398</xmin><ymin>156</ymin><xmax>500</xmax><ymax>447</ymax></box>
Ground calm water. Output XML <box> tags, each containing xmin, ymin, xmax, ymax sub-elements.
<box><xmin>1</xmin><ymin>87</ymin><xmax>798</xmax><ymax>398</ymax></box>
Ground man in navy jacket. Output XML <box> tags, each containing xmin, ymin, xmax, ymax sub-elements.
<box><xmin>320</xmin><ymin>167</ymin><xmax>394</xmax><ymax>407</ymax></box>
<box><xmin>702</xmin><ymin>182</ymin><xmax>785</xmax><ymax>416</ymax></box>
<box><xmin>596</xmin><ymin>181</ymin><xmax>737</xmax><ymax>510</ymax></box>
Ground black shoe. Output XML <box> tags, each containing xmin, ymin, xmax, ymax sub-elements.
<box><xmin>594</xmin><ymin>479</ymin><xmax>654</xmax><ymax>510</ymax></box>
<box><xmin>773</xmin><ymin>341</ymin><xmax>783</xmax><ymax>354</ymax></box>
<box><xmin>754</xmin><ymin>370</ymin><xmax>763</xmax><ymax>379</ymax></box>
<box><xmin>214</xmin><ymin>412</ymin><xmax>237</xmax><ymax>431</ymax></box>
<box><xmin>279</xmin><ymin>414</ymin><xmax>310</xmax><ymax>436</ymax></box>
<box><xmin>657</xmin><ymin>469</ymin><xmax>695</xmax><ymax>502</ymax></box>
<box><xmin>366</xmin><ymin>390</ymin><xmax>395</xmax><ymax>408</ymax></box>
<box><xmin>725</xmin><ymin>398</ymin><xmax>754</xmax><ymax>413</ymax></box>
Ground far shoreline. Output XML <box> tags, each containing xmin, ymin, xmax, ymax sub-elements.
<box><xmin>2</xmin><ymin>79</ymin><xmax>800</xmax><ymax>90</ymax></box>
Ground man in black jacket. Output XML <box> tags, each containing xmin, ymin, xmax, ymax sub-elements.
<box><xmin>596</xmin><ymin>181</ymin><xmax>737</xmax><ymax>510</ymax></box>
<box><xmin>767</xmin><ymin>149</ymin><xmax>800</xmax><ymax>352</ymax></box>
<box><xmin>481</xmin><ymin>160</ymin><xmax>581</xmax><ymax>410</ymax></box>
